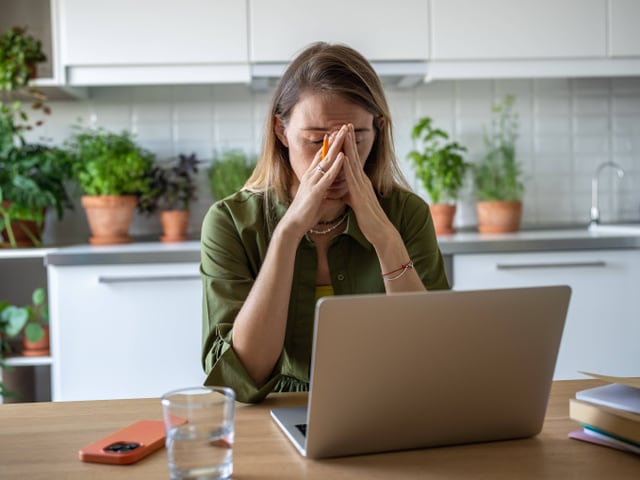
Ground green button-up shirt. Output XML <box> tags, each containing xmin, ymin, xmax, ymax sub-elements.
<box><xmin>200</xmin><ymin>189</ymin><xmax>450</xmax><ymax>403</ymax></box>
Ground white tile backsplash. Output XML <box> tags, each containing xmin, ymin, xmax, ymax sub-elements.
<box><xmin>25</xmin><ymin>77</ymin><xmax>640</xmax><ymax>244</ymax></box>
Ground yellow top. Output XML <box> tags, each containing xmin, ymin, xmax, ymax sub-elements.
<box><xmin>315</xmin><ymin>285</ymin><xmax>335</xmax><ymax>302</ymax></box>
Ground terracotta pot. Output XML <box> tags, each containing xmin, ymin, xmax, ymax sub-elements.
<box><xmin>22</xmin><ymin>326</ymin><xmax>50</xmax><ymax>357</ymax></box>
<box><xmin>430</xmin><ymin>203</ymin><xmax>457</xmax><ymax>236</ymax></box>
<box><xmin>476</xmin><ymin>200</ymin><xmax>523</xmax><ymax>233</ymax></box>
<box><xmin>81</xmin><ymin>195</ymin><xmax>137</xmax><ymax>245</ymax></box>
<box><xmin>0</xmin><ymin>202</ymin><xmax>45</xmax><ymax>247</ymax></box>
<box><xmin>160</xmin><ymin>210</ymin><xmax>190</xmax><ymax>243</ymax></box>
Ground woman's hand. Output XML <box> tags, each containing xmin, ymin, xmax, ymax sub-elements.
<box><xmin>281</xmin><ymin>136</ymin><xmax>345</xmax><ymax>237</ymax></box>
<box><xmin>338</xmin><ymin>123</ymin><xmax>425</xmax><ymax>293</ymax></box>
<box><xmin>339</xmin><ymin>124</ymin><xmax>395</xmax><ymax>246</ymax></box>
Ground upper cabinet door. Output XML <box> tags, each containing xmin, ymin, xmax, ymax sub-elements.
<box><xmin>431</xmin><ymin>0</ymin><xmax>606</xmax><ymax>60</ymax></box>
<box><xmin>58</xmin><ymin>0</ymin><xmax>250</xmax><ymax>85</ymax></box>
<box><xmin>60</xmin><ymin>0</ymin><xmax>247</xmax><ymax>64</ymax></box>
<box><xmin>610</xmin><ymin>0</ymin><xmax>640</xmax><ymax>57</ymax></box>
<box><xmin>249</xmin><ymin>0</ymin><xmax>429</xmax><ymax>62</ymax></box>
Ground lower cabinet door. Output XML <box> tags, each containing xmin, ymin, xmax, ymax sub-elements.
<box><xmin>452</xmin><ymin>250</ymin><xmax>639</xmax><ymax>380</ymax></box>
<box><xmin>49</xmin><ymin>263</ymin><xmax>205</xmax><ymax>401</ymax></box>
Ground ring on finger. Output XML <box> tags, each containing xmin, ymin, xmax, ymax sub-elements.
<box><xmin>316</xmin><ymin>165</ymin><xmax>326</xmax><ymax>175</ymax></box>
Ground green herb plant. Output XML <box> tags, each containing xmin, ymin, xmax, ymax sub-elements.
<box><xmin>66</xmin><ymin>126</ymin><xmax>155</xmax><ymax>200</ymax></box>
<box><xmin>407</xmin><ymin>117</ymin><xmax>469</xmax><ymax>204</ymax></box>
<box><xmin>139</xmin><ymin>153</ymin><xmax>201</xmax><ymax>214</ymax></box>
<box><xmin>473</xmin><ymin>95</ymin><xmax>524</xmax><ymax>202</ymax></box>
<box><xmin>208</xmin><ymin>149</ymin><xmax>256</xmax><ymax>200</ymax></box>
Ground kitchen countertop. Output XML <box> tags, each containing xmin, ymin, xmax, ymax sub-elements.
<box><xmin>437</xmin><ymin>227</ymin><xmax>640</xmax><ymax>255</ymax></box>
<box><xmin>43</xmin><ymin>241</ymin><xmax>202</xmax><ymax>266</ymax></box>
<box><xmin>36</xmin><ymin>227</ymin><xmax>640</xmax><ymax>266</ymax></box>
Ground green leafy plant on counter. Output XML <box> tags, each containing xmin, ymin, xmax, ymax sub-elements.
<box><xmin>473</xmin><ymin>94</ymin><xmax>524</xmax><ymax>202</ymax></box>
<box><xmin>66</xmin><ymin>125</ymin><xmax>155</xmax><ymax>200</ymax></box>
<box><xmin>208</xmin><ymin>149</ymin><xmax>256</xmax><ymax>200</ymax></box>
<box><xmin>407</xmin><ymin>116</ymin><xmax>469</xmax><ymax>204</ymax></box>
<box><xmin>0</xmin><ymin>143</ymin><xmax>74</xmax><ymax>247</ymax></box>
<box><xmin>138</xmin><ymin>153</ymin><xmax>201</xmax><ymax>214</ymax></box>
<box><xmin>0</xmin><ymin>104</ymin><xmax>74</xmax><ymax>247</ymax></box>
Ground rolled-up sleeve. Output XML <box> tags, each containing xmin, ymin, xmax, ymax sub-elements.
<box><xmin>200</xmin><ymin>197</ymin><xmax>282</xmax><ymax>403</ymax></box>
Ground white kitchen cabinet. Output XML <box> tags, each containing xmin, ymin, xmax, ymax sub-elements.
<box><xmin>610</xmin><ymin>0</ymin><xmax>640</xmax><ymax>57</ymax></box>
<box><xmin>426</xmin><ymin>0</ymin><xmax>640</xmax><ymax>80</ymax></box>
<box><xmin>48</xmin><ymin>262</ymin><xmax>205</xmax><ymax>401</ymax></box>
<box><xmin>58</xmin><ymin>0</ymin><xmax>250</xmax><ymax>85</ymax></box>
<box><xmin>452</xmin><ymin>249</ymin><xmax>639</xmax><ymax>380</ymax></box>
<box><xmin>431</xmin><ymin>0</ymin><xmax>606</xmax><ymax>60</ymax></box>
<box><xmin>249</xmin><ymin>0</ymin><xmax>429</xmax><ymax>63</ymax></box>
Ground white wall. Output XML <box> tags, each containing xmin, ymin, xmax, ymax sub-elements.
<box><xmin>25</xmin><ymin>77</ymin><xmax>640</xmax><ymax>245</ymax></box>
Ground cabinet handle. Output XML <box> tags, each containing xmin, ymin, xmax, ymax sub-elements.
<box><xmin>496</xmin><ymin>261</ymin><xmax>607</xmax><ymax>270</ymax></box>
<box><xmin>98</xmin><ymin>274</ymin><xmax>201</xmax><ymax>284</ymax></box>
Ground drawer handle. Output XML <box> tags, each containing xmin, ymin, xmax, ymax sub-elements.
<box><xmin>496</xmin><ymin>261</ymin><xmax>607</xmax><ymax>270</ymax></box>
<box><xmin>98</xmin><ymin>274</ymin><xmax>201</xmax><ymax>284</ymax></box>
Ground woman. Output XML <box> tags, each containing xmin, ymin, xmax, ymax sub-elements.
<box><xmin>201</xmin><ymin>42</ymin><xmax>449</xmax><ymax>403</ymax></box>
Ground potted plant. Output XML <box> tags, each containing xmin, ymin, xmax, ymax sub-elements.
<box><xmin>139</xmin><ymin>153</ymin><xmax>201</xmax><ymax>242</ymax></box>
<box><xmin>0</xmin><ymin>287</ymin><xmax>49</xmax><ymax>357</ymax></box>
<box><xmin>407</xmin><ymin>116</ymin><xmax>469</xmax><ymax>235</ymax></box>
<box><xmin>66</xmin><ymin>125</ymin><xmax>155</xmax><ymax>245</ymax></box>
<box><xmin>208</xmin><ymin>149</ymin><xmax>255</xmax><ymax>201</ymax></box>
<box><xmin>0</xmin><ymin>26</ymin><xmax>51</xmax><ymax>131</ymax></box>
<box><xmin>0</xmin><ymin>26</ymin><xmax>47</xmax><ymax>91</ymax></box>
<box><xmin>473</xmin><ymin>95</ymin><xmax>524</xmax><ymax>233</ymax></box>
<box><xmin>0</xmin><ymin>105</ymin><xmax>73</xmax><ymax>247</ymax></box>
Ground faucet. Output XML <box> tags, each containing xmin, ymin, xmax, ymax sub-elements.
<box><xmin>590</xmin><ymin>161</ymin><xmax>625</xmax><ymax>226</ymax></box>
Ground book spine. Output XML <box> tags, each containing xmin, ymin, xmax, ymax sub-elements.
<box><xmin>569</xmin><ymin>399</ymin><xmax>640</xmax><ymax>444</ymax></box>
<box><xmin>583</xmin><ymin>425</ymin><xmax>640</xmax><ymax>448</ymax></box>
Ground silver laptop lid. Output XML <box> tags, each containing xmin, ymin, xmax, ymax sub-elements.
<box><xmin>303</xmin><ymin>286</ymin><xmax>571</xmax><ymax>458</ymax></box>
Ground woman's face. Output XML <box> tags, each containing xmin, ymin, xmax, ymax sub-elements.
<box><xmin>276</xmin><ymin>91</ymin><xmax>376</xmax><ymax>201</ymax></box>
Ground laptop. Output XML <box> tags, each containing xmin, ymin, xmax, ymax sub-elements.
<box><xmin>271</xmin><ymin>285</ymin><xmax>571</xmax><ymax>459</ymax></box>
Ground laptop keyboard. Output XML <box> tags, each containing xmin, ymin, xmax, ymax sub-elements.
<box><xmin>295</xmin><ymin>424</ymin><xmax>308</xmax><ymax>437</ymax></box>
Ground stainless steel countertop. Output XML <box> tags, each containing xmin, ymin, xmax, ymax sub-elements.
<box><xmin>438</xmin><ymin>228</ymin><xmax>640</xmax><ymax>255</ymax></box>
<box><xmin>40</xmin><ymin>228</ymin><xmax>640</xmax><ymax>266</ymax></box>
<box><xmin>44</xmin><ymin>241</ymin><xmax>202</xmax><ymax>266</ymax></box>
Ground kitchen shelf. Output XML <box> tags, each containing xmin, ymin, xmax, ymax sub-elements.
<box><xmin>0</xmin><ymin>247</ymin><xmax>56</xmax><ymax>260</ymax></box>
<box><xmin>3</xmin><ymin>356</ymin><xmax>53</xmax><ymax>367</ymax></box>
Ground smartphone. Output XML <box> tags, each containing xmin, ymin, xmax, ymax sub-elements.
<box><xmin>79</xmin><ymin>420</ymin><xmax>166</xmax><ymax>465</ymax></box>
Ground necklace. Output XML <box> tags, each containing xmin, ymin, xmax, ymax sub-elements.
<box><xmin>308</xmin><ymin>214</ymin><xmax>348</xmax><ymax>235</ymax></box>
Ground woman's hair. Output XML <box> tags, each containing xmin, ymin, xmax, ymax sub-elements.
<box><xmin>245</xmin><ymin>42</ymin><xmax>410</xmax><ymax>207</ymax></box>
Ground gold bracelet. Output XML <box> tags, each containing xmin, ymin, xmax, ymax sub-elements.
<box><xmin>381</xmin><ymin>260</ymin><xmax>414</xmax><ymax>281</ymax></box>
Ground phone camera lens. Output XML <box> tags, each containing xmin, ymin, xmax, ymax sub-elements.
<box><xmin>104</xmin><ymin>442</ymin><xmax>140</xmax><ymax>453</ymax></box>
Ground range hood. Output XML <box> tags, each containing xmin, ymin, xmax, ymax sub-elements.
<box><xmin>250</xmin><ymin>61</ymin><xmax>429</xmax><ymax>91</ymax></box>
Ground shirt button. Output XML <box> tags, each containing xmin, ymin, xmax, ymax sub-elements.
<box><xmin>337</xmin><ymin>274</ymin><xmax>345</xmax><ymax>281</ymax></box>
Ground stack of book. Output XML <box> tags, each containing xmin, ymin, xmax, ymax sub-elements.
<box><xmin>569</xmin><ymin>372</ymin><xmax>640</xmax><ymax>455</ymax></box>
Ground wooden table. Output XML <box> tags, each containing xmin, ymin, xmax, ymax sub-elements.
<box><xmin>1</xmin><ymin>380</ymin><xmax>638</xmax><ymax>479</ymax></box>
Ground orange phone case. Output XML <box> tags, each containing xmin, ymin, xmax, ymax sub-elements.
<box><xmin>78</xmin><ymin>420</ymin><xmax>166</xmax><ymax>465</ymax></box>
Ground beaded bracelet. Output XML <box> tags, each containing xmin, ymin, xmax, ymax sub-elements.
<box><xmin>381</xmin><ymin>260</ymin><xmax>414</xmax><ymax>281</ymax></box>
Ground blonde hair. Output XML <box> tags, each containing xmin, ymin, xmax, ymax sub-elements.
<box><xmin>245</xmin><ymin>42</ymin><xmax>410</xmax><ymax>219</ymax></box>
